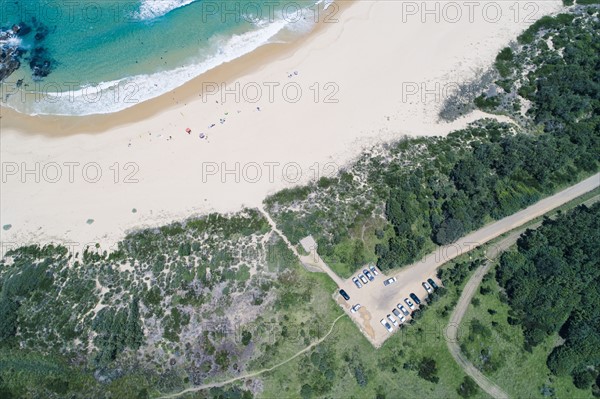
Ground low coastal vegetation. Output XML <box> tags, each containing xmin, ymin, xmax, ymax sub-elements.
<box><xmin>0</xmin><ymin>6</ymin><xmax>599</xmax><ymax>399</ymax></box>
<box><xmin>0</xmin><ymin>210</ymin><xmax>341</xmax><ymax>397</ymax></box>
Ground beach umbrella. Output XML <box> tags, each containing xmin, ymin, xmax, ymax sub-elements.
<box><xmin>186</xmin><ymin>128</ymin><xmax>192</xmax><ymax>134</ymax></box>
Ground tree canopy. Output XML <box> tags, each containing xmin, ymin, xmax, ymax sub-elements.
<box><xmin>497</xmin><ymin>203</ymin><xmax>600</xmax><ymax>386</ymax></box>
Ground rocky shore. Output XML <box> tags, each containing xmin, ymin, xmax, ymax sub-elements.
<box><xmin>0</xmin><ymin>20</ymin><xmax>54</xmax><ymax>82</ymax></box>
<box><xmin>0</xmin><ymin>27</ymin><xmax>22</xmax><ymax>81</ymax></box>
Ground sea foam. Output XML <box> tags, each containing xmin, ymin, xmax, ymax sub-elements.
<box><xmin>134</xmin><ymin>0</ymin><xmax>199</xmax><ymax>20</ymax></box>
<box><xmin>3</xmin><ymin>18</ymin><xmax>292</xmax><ymax>116</ymax></box>
<box><xmin>1</xmin><ymin>0</ymin><xmax>331</xmax><ymax>116</ymax></box>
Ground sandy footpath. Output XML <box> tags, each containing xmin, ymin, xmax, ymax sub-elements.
<box><xmin>0</xmin><ymin>0</ymin><xmax>563</xmax><ymax>251</ymax></box>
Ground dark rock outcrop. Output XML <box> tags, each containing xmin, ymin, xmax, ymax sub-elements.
<box><xmin>0</xmin><ymin>47</ymin><xmax>21</xmax><ymax>81</ymax></box>
<box><xmin>29</xmin><ymin>47</ymin><xmax>53</xmax><ymax>79</ymax></box>
<box><xmin>0</xmin><ymin>19</ymin><xmax>55</xmax><ymax>82</ymax></box>
<box><xmin>0</xmin><ymin>27</ymin><xmax>22</xmax><ymax>81</ymax></box>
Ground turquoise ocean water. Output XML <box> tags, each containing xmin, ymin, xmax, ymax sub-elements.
<box><xmin>0</xmin><ymin>0</ymin><xmax>332</xmax><ymax>115</ymax></box>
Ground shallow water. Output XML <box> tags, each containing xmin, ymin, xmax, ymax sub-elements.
<box><xmin>0</xmin><ymin>0</ymin><xmax>328</xmax><ymax>115</ymax></box>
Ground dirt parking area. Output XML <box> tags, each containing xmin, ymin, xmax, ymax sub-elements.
<box><xmin>337</xmin><ymin>265</ymin><xmax>440</xmax><ymax>347</ymax></box>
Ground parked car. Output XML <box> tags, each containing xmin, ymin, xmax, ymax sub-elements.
<box><xmin>351</xmin><ymin>304</ymin><xmax>361</xmax><ymax>313</ymax></box>
<box><xmin>387</xmin><ymin>314</ymin><xmax>398</xmax><ymax>327</ymax></box>
<box><xmin>392</xmin><ymin>308</ymin><xmax>406</xmax><ymax>323</ymax></box>
<box><xmin>404</xmin><ymin>298</ymin><xmax>415</xmax><ymax>310</ymax></box>
<box><xmin>369</xmin><ymin>265</ymin><xmax>379</xmax><ymax>276</ymax></box>
<box><xmin>353</xmin><ymin>277</ymin><xmax>362</xmax><ymax>289</ymax></box>
<box><xmin>422</xmin><ymin>281</ymin><xmax>433</xmax><ymax>294</ymax></box>
<box><xmin>410</xmin><ymin>293</ymin><xmax>421</xmax><ymax>305</ymax></box>
<box><xmin>339</xmin><ymin>290</ymin><xmax>350</xmax><ymax>300</ymax></box>
<box><xmin>383</xmin><ymin>277</ymin><xmax>397</xmax><ymax>286</ymax></box>
<box><xmin>359</xmin><ymin>274</ymin><xmax>369</xmax><ymax>285</ymax></box>
<box><xmin>364</xmin><ymin>269</ymin><xmax>374</xmax><ymax>281</ymax></box>
<box><xmin>380</xmin><ymin>319</ymin><xmax>393</xmax><ymax>333</ymax></box>
<box><xmin>427</xmin><ymin>278</ymin><xmax>439</xmax><ymax>290</ymax></box>
<box><xmin>397</xmin><ymin>304</ymin><xmax>410</xmax><ymax>316</ymax></box>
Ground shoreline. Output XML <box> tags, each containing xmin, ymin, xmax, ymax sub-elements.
<box><xmin>0</xmin><ymin>0</ymin><xmax>564</xmax><ymax>250</ymax></box>
<box><xmin>0</xmin><ymin>1</ymin><xmax>357</xmax><ymax>136</ymax></box>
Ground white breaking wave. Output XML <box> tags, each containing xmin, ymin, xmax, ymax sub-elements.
<box><xmin>2</xmin><ymin>18</ymin><xmax>293</xmax><ymax>116</ymax></box>
<box><xmin>0</xmin><ymin>29</ymin><xmax>23</xmax><ymax>47</ymax></box>
<box><xmin>134</xmin><ymin>0</ymin><xmax>199</xmax><ymax>20</ymax></box>
<box><xmin>0</xmin><ymin>36</ymin><xmax>22</xmax><ymax>47</ymax></box>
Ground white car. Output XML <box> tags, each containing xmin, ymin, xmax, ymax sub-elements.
<box><xmin>404</xmin><ymin>298</ymin><xmax>415</xmax><ymax>310</ymax></box>
<box><xmin>387</xmin><ymin>314</ymin><xmax>398</xmax><ymax>327</ymax></box>
<box><xmin>397</xmin><ymin>304</ymin><xmax>410</xmax><ymax>316</ymax></box>
<box><xmin>359</xmin><ymin>274</ymin><xmax>369</xmax><ymax>285</ymax></box>
<box><xmin>392</xmin><ymin>308</ymin><xmax>405</xmax><ymax>323</ymax></box>
<box><xmin>422</xmin><ymin>281</ymin><xmax>433</xmax><ymax>294</ymax></box>
<box><xmin>369</xmin><ymin>265</ymin><xmax>379</xmax><ymax>276</ymax></box>
<box><xmin>383</xmin><ymin>277</ymin><xmax>397</xmax><ymax>286</ymax></box>
<box><xmin>351</xmin><ymin>304</ymin><xmax>361</xmax><ymax>313</ymax></box>
<box><xmin>380</xmin><ymin>318</ymin><xmax>393</xmax><ymax>333</ymax></box>
<box><xmin>352</xmin><ymin>277</ymin><xmax>362</xmax><ymax>288</ymax></box>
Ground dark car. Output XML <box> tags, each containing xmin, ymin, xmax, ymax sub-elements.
<box><xmin>427</xmin><ymin>278</ymin><xmax>439</xmax><ymax>290</ymax></box>
<box><xmin>410</xmin><ymin>293</ymin><xmax>421</xmax><ymax>305</ymax></box>
<box><xmin>369</xmin><ymin>265</ymin><xmax>378</xmax><ymax>276</ymax></box>
<box><xmin>339</xmin><ymin>289</ymin><xmax>350</xmax><ymax>301</ymax></box>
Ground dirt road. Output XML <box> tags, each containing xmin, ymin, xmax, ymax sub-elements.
<box><xmin>447</xmin><ymin>192</ymin><xmax>600</xmax><ymax>399</ymax></box>
<box><xmin>329</xmin><ymin>173</ymin><xmax>600</xmax><ymax>346</ymax></box>
<box><xmin>445</xmin><ymin>231</ymin><xmax>524</xmax><ymax>399</ymax></box>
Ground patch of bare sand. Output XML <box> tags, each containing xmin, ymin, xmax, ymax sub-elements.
<box><xmin>358</xmin><ymin>307</ymin><xmax>375</xmax><ymax>340</ymax></box>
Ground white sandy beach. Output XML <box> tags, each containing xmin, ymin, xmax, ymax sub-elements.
<box><xmin>0</xmin><ymin>0</ymin><xmax>563</xmax><ymax>252</ymax></box>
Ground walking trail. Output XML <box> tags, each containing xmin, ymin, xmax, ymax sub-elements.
<box><xmin>156</xmin><ymin>313</ymin><xmax>346</xmax><ymax>398</ymax></box>
<box><xmin>259</xmin><ymin>207</ymin><xmax>341</xmax><ymax>280</ymax></box>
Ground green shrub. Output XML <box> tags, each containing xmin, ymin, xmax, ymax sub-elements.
<box><xmin>457</xmin><ymin>376</ymin><xmax>479</xmax><ymax>398</ymax></box>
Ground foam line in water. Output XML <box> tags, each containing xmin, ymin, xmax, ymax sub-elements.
<box><xmin>4</xmin><ymin>18</ymin><xmax>293</xmax><ymax>116</ymax></box>
<box><xmin>134</xmin><ymin>0</ymin><xmax>199</xmax><ymax>20</ymax></box>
